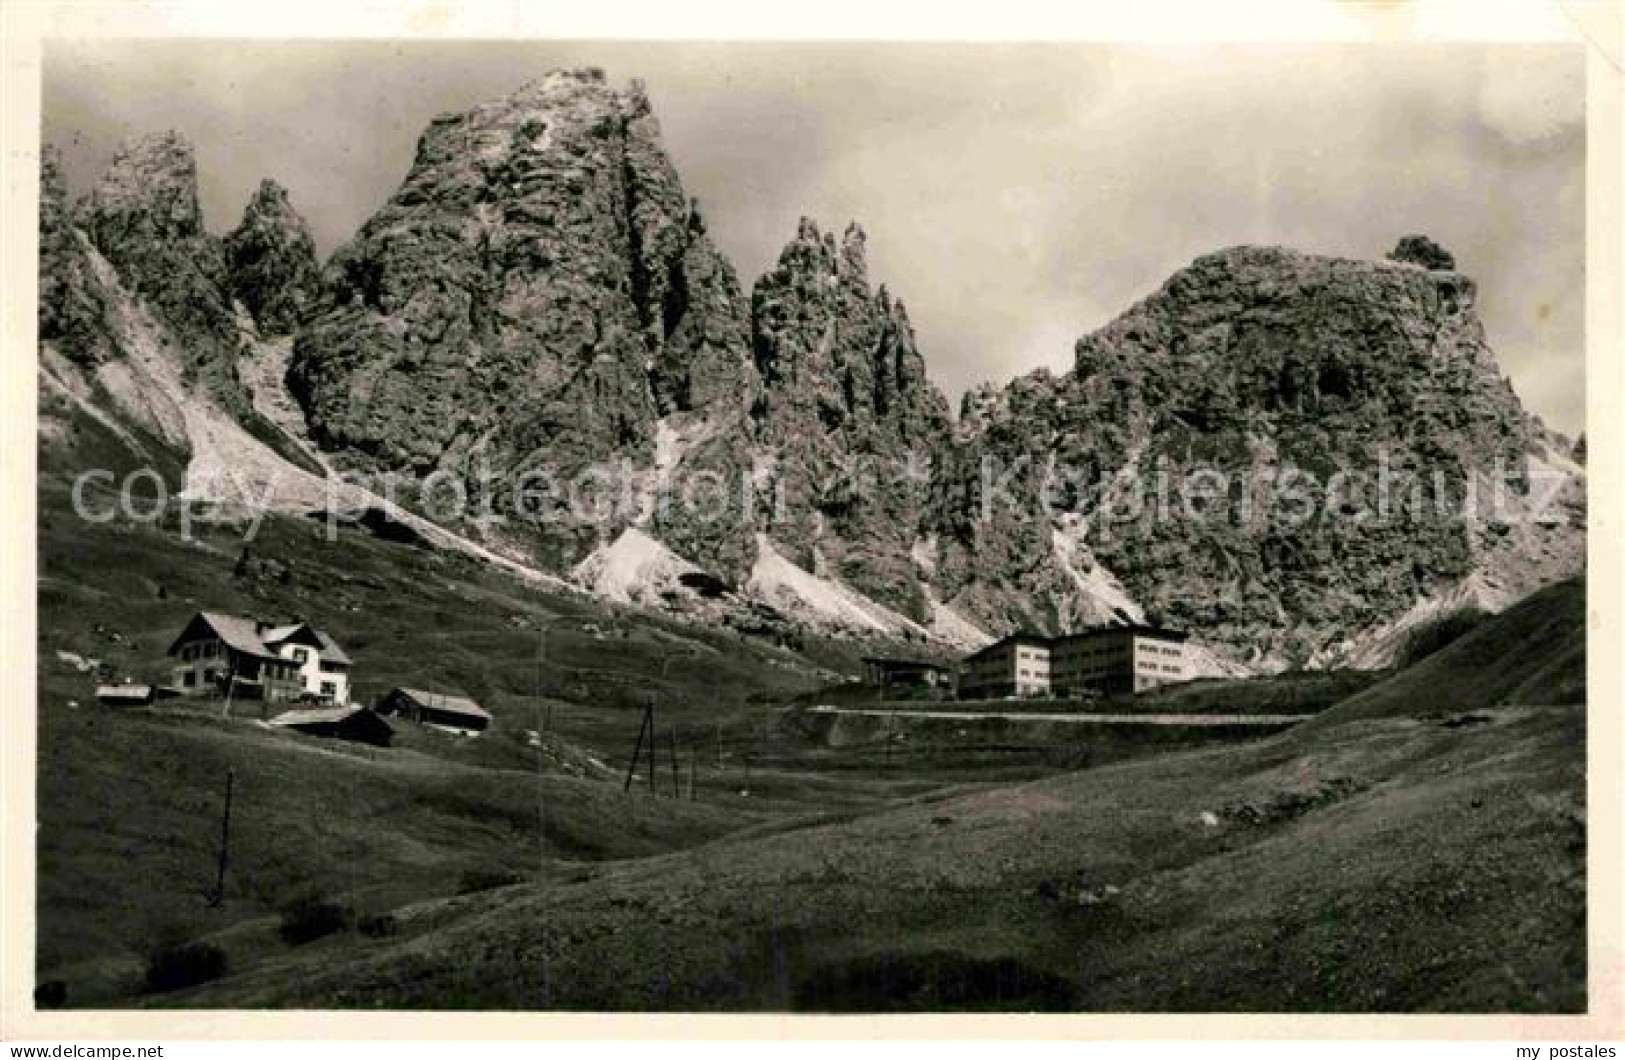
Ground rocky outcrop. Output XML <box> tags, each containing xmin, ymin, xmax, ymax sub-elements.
<box><xmin>930</xmin><ymin>245</ymin><xmax>1578</xmax><ymax>667</ymax></box>
<box><xmin>281</xmin><ymin>73</ymin><xmax>952</xmax><ymax>598</ymax></box>
<box><xmin>78</xmin><ymin>131</ymin><xmax>251</xmax><ymax>415</ymax></box>
<box><xmin>1387</xmin><ymin>234</ymin><xmax>1456</xmax><ymax>271</ymax></box>
<box><xmin>744</xmin><ymin>219</ymin><xmax>952</xmax><ymax>618</ymax></box>
<box><xmin>278</xmin><ymin>75</ymin><xmax>1582</xmax><ymax>661</ymax></box>
<box><xmin>288</xmin><ymin>70</ymin><xmax>759</xmax><ymax>569</ymax></box>
<box><xmin>38</xmin><ymin>146</ymin><xmax>119</xmax><ymax>367</ymax></box>
<box><xmin>42</xmin><ymin>69</ymin><xmax>1581</xmax><ymax>662</ymax></box>
<box><xmin>224</xmin><ymin>179</ymin><xmax>323</xmax><ymax>334</ymax></box>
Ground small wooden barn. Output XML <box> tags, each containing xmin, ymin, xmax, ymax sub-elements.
<box><xmin>375</xmin><ymin>687</ymin><xmax>491</xmax><ymax>735</ymax></box>
<box><xmin>861</xmin><ymin>656</ymin><xmax>954</xmax><ymax>697</ymax></box>
<box><xmin>268</xmin><ymin>704</ymin><xmax>394</xmax><ymax>747</ymax></box>
<box><xmin>95</xmin><ymin>683</ymin><xmax>155</xmax><ymax>707</ymax></box>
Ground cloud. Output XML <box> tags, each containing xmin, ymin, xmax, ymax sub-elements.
<box><xmin>1477</xmin><ymin>47</ymin><xmax>1585</xmax><ymax>146</ymax></box>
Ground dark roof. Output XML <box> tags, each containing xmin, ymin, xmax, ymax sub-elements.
<box><xmin>962</xmin><ymin>625</ymin><xmax>1189</xmax><ymax>662</ymax></box>
<box><xmin>168</xmin><ymin>612</ymin><xmax>282</xmax><ymax>661</ymax></box>
<box><xmin>314</xmin><ymin>630</ymin><xmax>352</xmax><ymax>666</ymax></box>
<box><xmin>385</xmin><ymin>687</ymin><xmax>490</xmax><ymax>720</ymax></box>
<box><xmin>1053</xmin><ymin>624</ymin><xmax>1190</xmax><ymax>644</ymax></box>
<box><xmin>860</xmin><ymin>656</ymin><xmax>951</xmax><ymax>670</ymax></box>
<box><xmin>168</xmin><ymin>612</ymin><xmax>353</xmax><ymax>664</ymax></box>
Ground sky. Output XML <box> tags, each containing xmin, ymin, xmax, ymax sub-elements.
<box><xmin>41</xmin><ymin>40</ymin><xmax>1586</xmax><ymax>436</ymax></box>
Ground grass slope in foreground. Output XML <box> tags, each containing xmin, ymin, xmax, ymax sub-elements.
<box><xmin>160</xmin><ymin>579</ymin><xmax>1586</xmax><ymax>1012</ymax></box>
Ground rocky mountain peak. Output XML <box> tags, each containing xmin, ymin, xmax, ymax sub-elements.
<box><xmin>752</xmin><ymin>216</ymin><xmax>948</xmax><ymax>438</ymax></box>
<box><xmin>224</xmin><ymin>178</ymin><xmax>323</xmax><ymax>334</ymax></box>
<box><xmin>81</xmin><ymin>131</ymin><xmax>203</xmax><ymax>245</ymax></box>
<box><xmin>73</xmin><ymin>129</ymin><xmax>260</xmax><ymax>417</ymax></box>
<box><xmin>38</xmin><ymin>145</ymin><xmax>119</xmax><ymax>367</ymax></box>
<box><xmin>239</xmin><ymin>177</ymin><xmax>300</xmax><ymax>218</ymax></box>
<box><xmin>289</xmin><ymin>71</ymin><xmax>759</xmax><ymax>568</ymax></box>
<box><xmin>932</xmin><ymin>240</ymin><xmax>1572</xmax><ymax>666</ymax></box>
<box><xmin>40</xmin><ymin>144</ymin><xmax>69</xmax><ymax>231</ymax></box>
<box><xmin>1072</xmin><ymin>242</ymin><xmax>1488</xmax><ymax>395</ymax></box>
<box><xmin>840</xmin><ymin>222</ymin><xmax>869</xmax><ymax>282</ymax></box>
<box><xmin>746</xmin><ymin>215</ymin><xmax>953</xmax><ymax>618</ymax></box>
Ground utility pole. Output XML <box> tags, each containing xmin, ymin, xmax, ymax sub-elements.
<box><xmin>623</xmin><ymin>703</ymin><xmax>655</xmax><ymax>794</ymax></box>
<box><xmin>669</xmin><ymin>728</ymin><xmax>681</xmax><ymax>799</ymax></box>
<box><xmin>206</xmin><ymin>770</ymin><xmax>234</xmax><ymax>907</ymax></box>
<box><xmin>648</xmin><ymin>704</ymin><xmax>658</xmax><ymax>795</ymax></box>
<box><xmin>533</xmin><ymin>630</ymin><xmax>552</xmax><ymax>1008</ymax></box>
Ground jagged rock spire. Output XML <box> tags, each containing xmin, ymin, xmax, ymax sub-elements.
<box><xmin>78</xmin><ymin>130</ymin><xmax>252</xmax><ymax>415</ymax></box>
<box><xmin>38</xmin><ymin>145</ymin><xmax>119</xmax><ymax>366</ymax></box>
<box><xmin>224</xmin><ymin>178</ymin><xmax>323</xmax><ymax>334</ymax></box>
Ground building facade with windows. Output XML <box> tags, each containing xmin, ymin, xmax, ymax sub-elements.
<box><xmin>1049</xmin><ymin>626</ymin><xmax>1190</xmax><ymax>696</ymax></box>
<box><xmin>262</xmin><ymin>624</ymin><xmax>353</xmax><ymax>704</ymax></box>
<box><xmin>166</xmin><ymin>611</ymin><xmax>305</xmax><ymax>702</ymax></box>
<box><xmin>957</xmin><ymin>633</ymin><xmax>1054</xmax><ymax>699</ymax></box>
<box><xmin>167</xmin><ymin>612</ymin><xmax>354</xmax><ymax>704</ymax></box>
<box><xmin>957</xmin><ymin>625</ymin><xmax>1191</xmax><ymax>700</ymax></box>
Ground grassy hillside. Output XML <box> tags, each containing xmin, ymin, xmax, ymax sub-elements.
<box><xmin>796</xmin><ymin>666</ymin><xmax>1387</xmax><ymax>718</ymax></box>
<box><xmin>147</xmin><ymin>585</ymin><xmax>1587</xmax><ymax>1012</ymax></box>
<box><xmin>34</xmin><ymin>421</ymin><xmax>1588</xmax><ymax>1012</ymax></box>
<box><xmin>34</xmin><ymin>471</ymin><xmax>1054</xmax><ymax>1007</ymax></box>
<box><xmin>159</xmin><ymin>702</ymin><xmax>1584</xmax><ymax>1012</ymax></box>
<box><xmin>36</xmin><ymin>699</ymin><xmax>757</xmax><ymax>1003</ymax></box>
<box><xmin>1299</xmin><ymin>577</ymin><xmax>1585</xmax><ymax>733</ymax></box>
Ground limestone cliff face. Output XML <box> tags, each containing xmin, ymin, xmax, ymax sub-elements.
<box><xmin>288</xmin><ymin>70</ymin><xmax>760</xmax><ymax>568</ymax></box>
<box><xmin>43</xmin><ymin>71</ymin><xmax>1581</xmax><ymax>661</ymax></box>
<box><xmin>747</xmin><ymin>219</ymin><xmax>953</xmax><ymax>617</ymax></box>
<box><xmin>929</xmin><ymin>245</ymin><xmax>1579</xmax><ymax>666</ymax></box>
<box><xmin>224</xmin><ymin>179</ymin><xmax>324</xmax><ymax>334</ymax></box>
<box><xmin>282</xmin><ymin>73</ymin><xmax>951</xmax><ymax>597</ymax></box>
<box><xmin>78</xmin><ymin>131</ymin><xmax>251</xmax><ymax>416</ymax></box>
<box><xmin>38</xmin><ymin>146</ymin><xmax>119</xmax><ymax>368</ymax></box>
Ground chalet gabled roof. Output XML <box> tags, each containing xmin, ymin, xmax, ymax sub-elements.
<box><xmin>1051</xmin><ymin>624</ymin><xmax>1190</xmax><ymax>645</ymax></box>
<box><xmin>388</xmin><ymin>687</ymin><xmax>490</xmax><ymax>720</ymax></box>
<box><xmin>168</xmin><ymin>612</ymin><xmax>354</xmax><ymax>665</ymax></box>
<box><xmin>96</xmin><ymin>683</ymin><xmax>154</xmax><ymax>703</ymax></box>
<box><xmin>261</xmin><ymin>622</ymin><xmax>325</xmax><ymax>650</ymax></box>
<box><xmin>167</xmin><ymin>611</ymin><xmax>282</xmax><ymax>661</ymax></box>
<box><xmin>314</xmin><ymin>630</ymin><xmax>352</xmax><ymax>666</ymax></box>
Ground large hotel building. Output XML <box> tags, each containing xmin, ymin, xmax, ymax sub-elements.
<box><xmin>956</xmin><ymin>625</ymin><xmax>1191</xmax><ymax>700</ymax></box>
